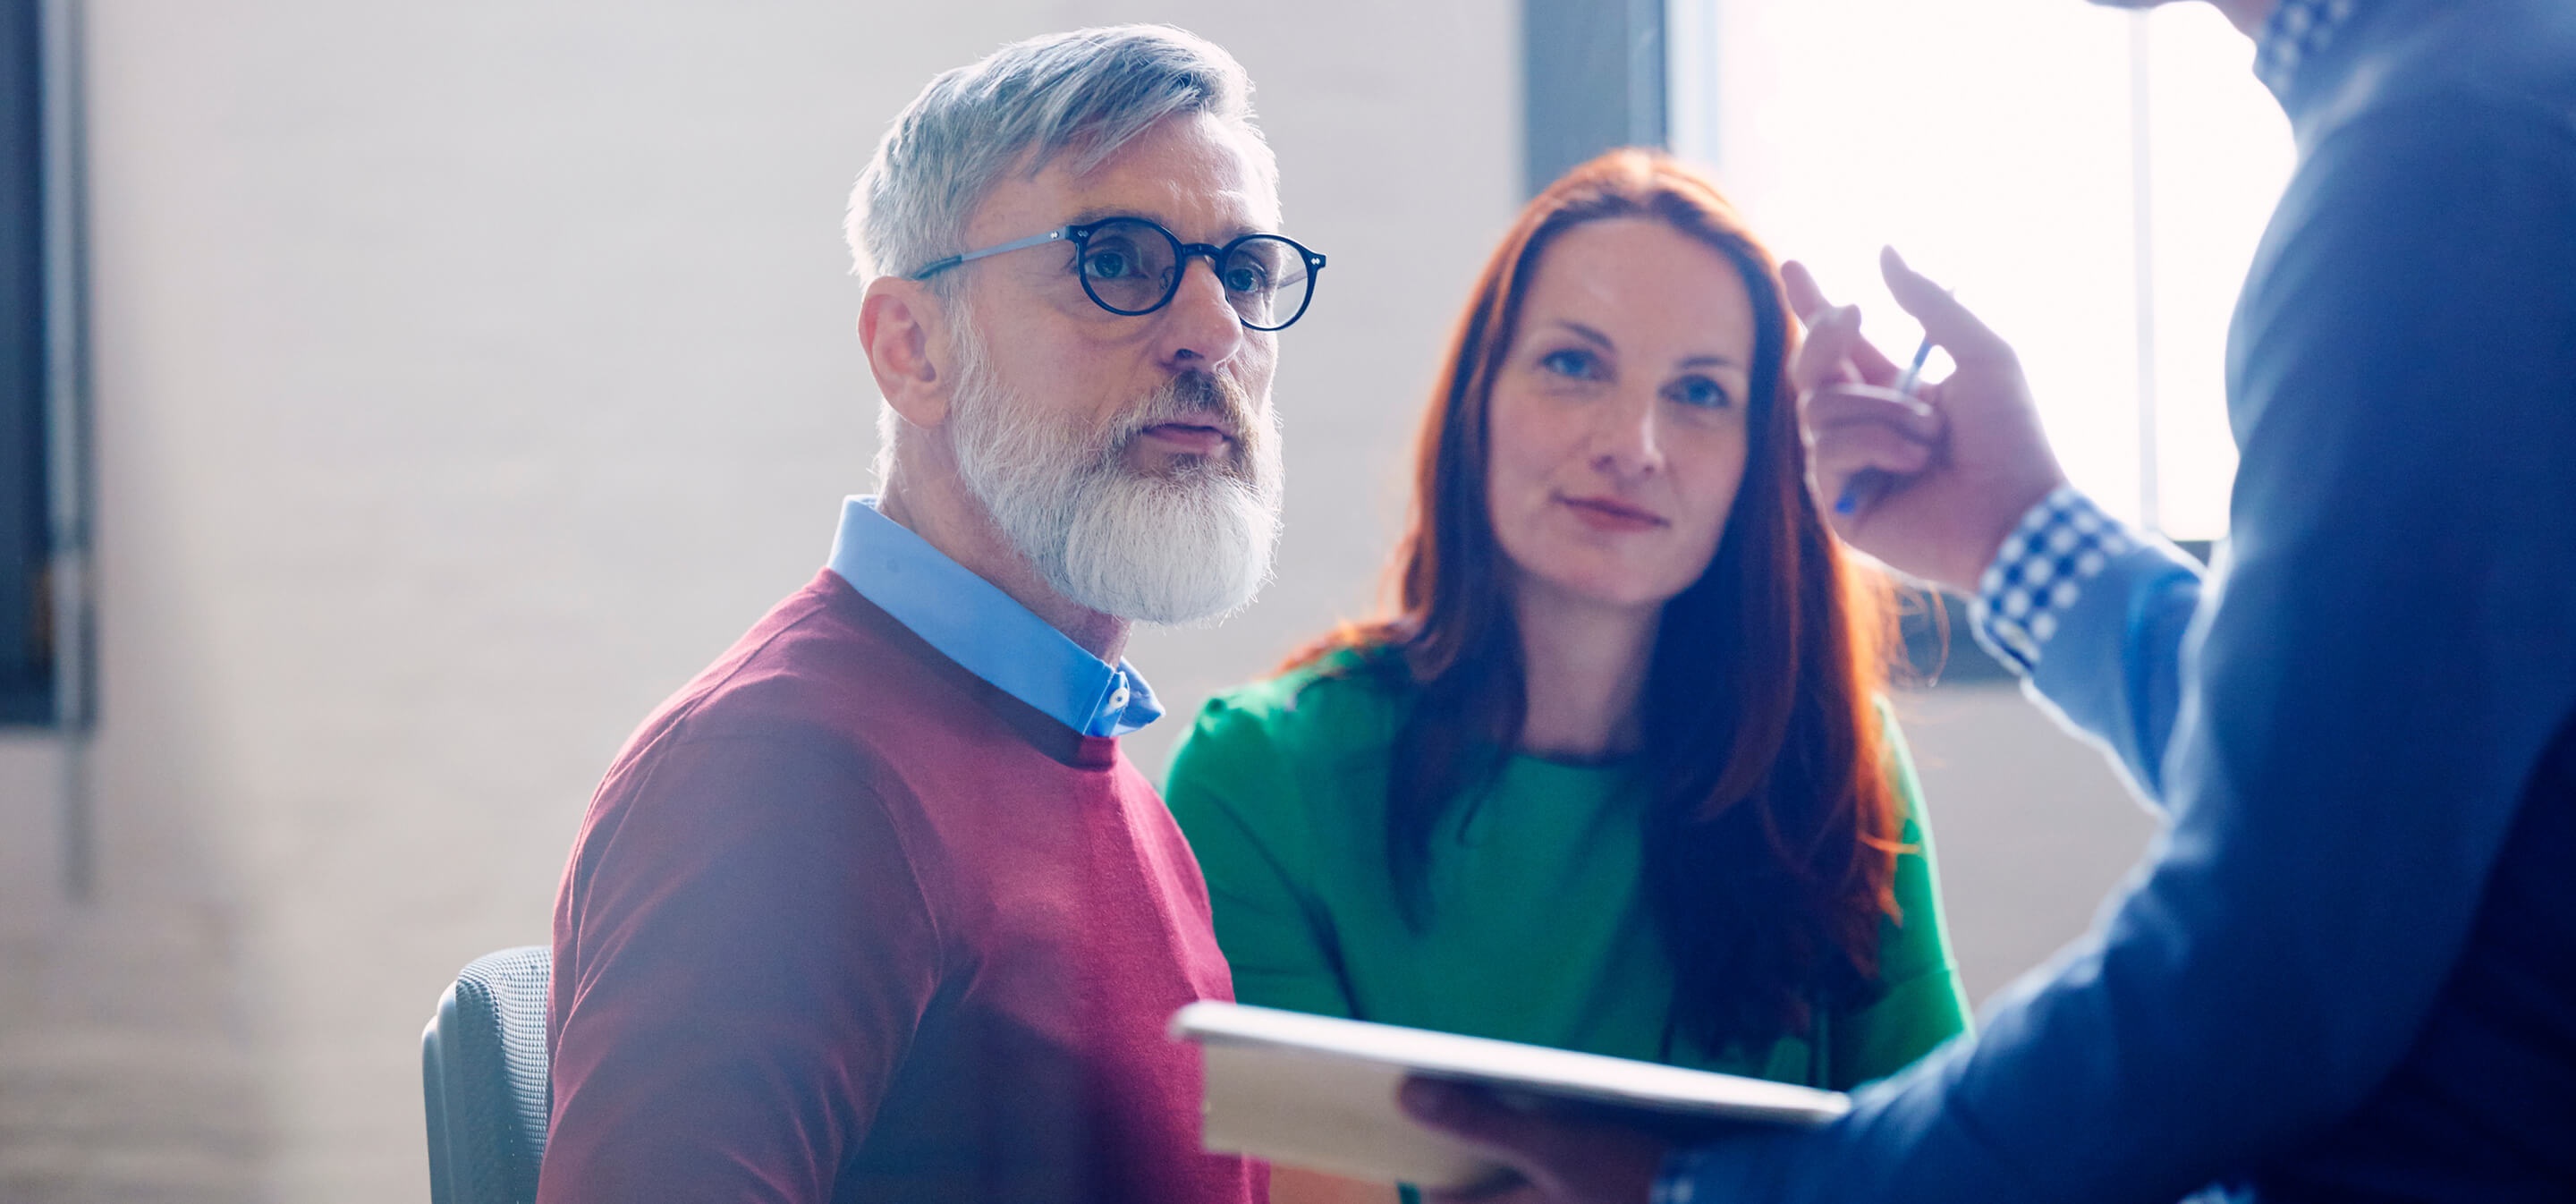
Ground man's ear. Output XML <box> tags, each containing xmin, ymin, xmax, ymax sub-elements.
<box><xmin>860</xmin><ymin>276</ymin><xmax>954</xmax><ymax>429</ymax></box>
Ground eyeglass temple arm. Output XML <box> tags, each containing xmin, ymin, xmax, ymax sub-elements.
<box><xmin>907</xmin><ymin>228</ymin><xmax>1072</xmax><ymax>281</ymax></box>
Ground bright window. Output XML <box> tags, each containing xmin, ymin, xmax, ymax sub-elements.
<box><xmin>1671</xmin><ymin>0</ymin><xmax>2292</xmax><ymax>539</ymax></box>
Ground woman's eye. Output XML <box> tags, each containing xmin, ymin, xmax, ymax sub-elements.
<box><xmin>1540</xmin><ymin>348</ymin><xmax>1602</xmax><ymax>379</ymax></box>
<box><xmin>1668</xmin><ymin>375</ymin><xmax>1733</xmax><ymax>409</ymax></box>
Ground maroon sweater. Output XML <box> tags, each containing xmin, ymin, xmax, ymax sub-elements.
<box><xmin>542</xmin><ymin>571</ymin><xmax>1259</xmax><ymax>1204</ymax></box>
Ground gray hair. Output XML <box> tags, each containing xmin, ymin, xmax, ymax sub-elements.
<box><xmin>845</xmin><ymin>24</ymin><xmax>1278</xmax><ymax>287</ymax></box>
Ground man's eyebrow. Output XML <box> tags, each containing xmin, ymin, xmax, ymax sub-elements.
<box><xmin>1061</xmin><ymin>206</ymin><xmax>1261</xmax><ymax>244</ymax></box>
<box><xmin>1677</xmin><ymin>353</ymin><xmax>1746</xmax><ymax>371</ymax></box>
<box><xmin>1063</xmin><ymin>205</ymin><xmax>1150</xmax><ymax>227</ymax></box>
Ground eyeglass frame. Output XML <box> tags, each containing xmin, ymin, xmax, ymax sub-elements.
<box><xmin>906</xmin><ymin>216</ymin><xmax>1328</xmax><ymax>332</ymax></box>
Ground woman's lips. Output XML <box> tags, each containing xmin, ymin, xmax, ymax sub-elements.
<box><xmin>1140</xmin><ymin>423</ymin><xmax>1231</xmax><ymax>456</ymax></box>
<box><xmin>1559</xmin><ymin>494</ymin><xmax>1667</xmax><ymax>533</ymax></box>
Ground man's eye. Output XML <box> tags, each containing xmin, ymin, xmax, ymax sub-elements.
<box><xmin>1083</xmin><ymin>249</ymin><xmax>1137</xmax><ymax>279</ymax></box>
<box><xmin>1540</xmin><ymin>348</ymin><xmax>1601</xmax><ymax>379</ymax></box>
<box><xmin>1222</xmin><ymin>265</ymin><xmax>1271</xmax><ymax>293</ymax></box>
<box><xmin>1668</xmin><ymin>375</ymin><xmax>1733</xmax><ymax>409</ymax></box>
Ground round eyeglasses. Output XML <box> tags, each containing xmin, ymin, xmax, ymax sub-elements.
<box><xmin>909</xmin><ymin>216</ymin><xmax>1327</xmax><ymax>332</ymax></box>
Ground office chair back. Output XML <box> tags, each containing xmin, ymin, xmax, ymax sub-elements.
<box><xmin>423</xmin><ymin>945</ymin><xmax>553</xmax><ymax>1204</ymax></box>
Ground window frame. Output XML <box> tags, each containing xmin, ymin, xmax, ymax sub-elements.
<box><xmin>1526</xmin><ymin>0</ymin><xmax>2212</xmax><ymax>683</ymax></box>
<box><xmin>1</xmin><ymin>0</ymin><xmax>52</xmax><ymax>725</ymax></box>
<box><xmin>1</xmin><ymin>0</ymin><xmax>86</xmax><ymax>732</ymax></box>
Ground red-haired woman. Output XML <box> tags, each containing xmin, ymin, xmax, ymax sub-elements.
<box><xmin>1162</xmin><ymin>149</ymin><xmax>1969</xmax><ymax>1201</ymax></box>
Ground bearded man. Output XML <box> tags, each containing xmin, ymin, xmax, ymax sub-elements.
<box><xmin>539</xmin><ymin>25</ymin><xmax>1321</xmax><ymax>1204</ymax></box>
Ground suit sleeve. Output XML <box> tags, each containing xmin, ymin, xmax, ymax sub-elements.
<box><xmin>1667</xmin><ymin>98</ymin><xmax>2576</xmax><ymax>1202</ymax></box>
<box><xmin>540</xmin><ymin>734</ymin><xmax>944</xmax><ymax>1204</ymax></box>
<box><xmin>2024</xmin><ymin>539</ymin><xmax>2205</xmax><ymax>806</ymax></box>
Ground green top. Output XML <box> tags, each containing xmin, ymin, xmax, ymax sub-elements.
<box><xmin>1163</xmin><ymin>648</ymin><xmax>1970</xmax><ymax>1091</ymax></box>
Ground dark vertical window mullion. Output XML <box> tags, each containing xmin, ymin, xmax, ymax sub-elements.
<box><xmin>1</xmin><ymin>0</ymin><xmax>51</xmax><ymax>725</ymax></box>
<box><xmin>1521</xmin><ymin>0</ymin><xmax>1666</xmax><ymax>199</ymax></box>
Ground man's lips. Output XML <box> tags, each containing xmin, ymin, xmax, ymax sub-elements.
<box><xmin>1139</xmin><ymin>423</ymin><xmax>1233</xmax><ymax>456</ymax></box>
<box><xmin>1559</xmin><ymin>494</ymin><xmax>1667</xmax><ymax>532</ymax></box>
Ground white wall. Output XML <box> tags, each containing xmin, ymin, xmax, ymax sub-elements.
<box><xmin>1885</xmin><ymin>685</ymin><xmax>2160</xmax><ymax>1002</ymax></box>
<box><xmin>5</xmin><ymin>3</ymin><xmax>1518</xmax><ymax>1201</ymax></box>
<box><xmin>0</xmin><ymin>4</ymin><xmax>2160</xmax><ymax>1201</ymax></box>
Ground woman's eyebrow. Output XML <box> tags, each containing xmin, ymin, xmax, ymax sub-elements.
<box><xmin>1545</xmin><ymin>322</ymin><xmax>1742</xmax><ymax>371</ymax></box>
<box><xmin>1548</xmin><ymin>319</ymin><xmax>1617</xmax><ymax>351</ymax></box>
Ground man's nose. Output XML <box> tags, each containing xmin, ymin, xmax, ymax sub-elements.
<box><xmin>1158</xmin><ymin>256</ymin><xmax>1246</xmax><ymax>369</ymax></box>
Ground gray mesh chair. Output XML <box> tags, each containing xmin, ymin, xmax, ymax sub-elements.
<box><xmin>423</xmin><ymin>945</ymin><xmax>553</xmax><ymax>1204</ymax></box>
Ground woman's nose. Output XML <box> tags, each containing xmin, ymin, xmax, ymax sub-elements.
<box><xmin>1589</xmin><ymin>389</ymin><xmax>1665</xmax><ymax>482</ymax></box>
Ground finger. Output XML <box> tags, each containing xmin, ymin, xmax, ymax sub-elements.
<box><xmin>1840</xmin><ymin>323</ymin><xmax>1902</xmax><ymax>386</ymax></box>
<box><xmin>1781</xmin><ymin>259</ymin><xmax>1833</xmax><ymax>324</ymax></box>
<box><xmin>1881</xmin><ymin>246</ymin><xmax>2014</xmax><ymax>366</ymax></box>
<box><xmin>1804</xmin><ymin>309</ymin><xmax>1903</xmax><ymax>389</ymax></box>
<box><xmin>1803</xmin><ymin>384</ymin><xmax>1944</xmax><ymax>442</ymax></box>
<box><xmin>1398</xmin><ymin>1080</ymin><xmax>1563</xmax><ymax>1169</ymax></box>
<box><xmin>1784</xmin><ymin>262</ymin><xmax>1902</xmax><ymax>383</ymax></box>
<box><xmin>1810</xmin><ymin>420</ymin><xmax>1936</xmax><ymax>486</ymax></box>
<box><xmin>1788</xmin><ymin>303</ymin><xmax>1866</xmax><ymax>395</ymax></box>
<box><xmin>1419</xmin><ymin>1185</ymin><xmax>1544</xmax><ymax>1204</ymax></box>
<box><xmin>1809</xmin><ymin>411</ymin><xmax>1938</xmax><ymax>521</ymax></box>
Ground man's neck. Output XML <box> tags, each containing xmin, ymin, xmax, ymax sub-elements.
<box><xmin>877</xmin><ymin>465</ymin><xmax>1129</xmax><ymax>665</ymax></box>
<box><xmin>2210</xmin><ymin>0</ymin><xmax>2281</xmax><ymax>38</ymax></box>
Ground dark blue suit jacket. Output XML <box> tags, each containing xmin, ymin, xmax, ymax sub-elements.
<box><xmin>1675</xmin><ymin>1</ymin><xmax>2576</xmax><ymax>1199</ymax></box>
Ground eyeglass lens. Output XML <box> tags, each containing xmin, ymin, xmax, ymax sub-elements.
<box><xmin>1075</xmin><ymin>217</ymin><xmax>1316</xmax><ymax>331</ymax></box>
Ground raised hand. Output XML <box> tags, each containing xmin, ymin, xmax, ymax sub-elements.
<box><xmin>1786</xmin><ymin>248</ymin><xmax>2068</xmax><ymax>593</ymax></box>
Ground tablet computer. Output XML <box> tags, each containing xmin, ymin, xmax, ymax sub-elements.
<box><xmin>1170</xmin><ymin>1001</ymin><xmax>1849</xmax><ymax>1191</ymax></box>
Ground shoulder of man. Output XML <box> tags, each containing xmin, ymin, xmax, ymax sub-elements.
<box><xmin>2292</xmin><ymin>0</ymin><xmax>2576</xmax><ymax>167</ymax></box>
<box><xmin>576</xmin><ymin>572</ymin><xmax>972</xmax><ymax>869</ymax></box>
<box><xmin>2240</xmin><ymin>36</ymin><xmax>2576</xmax><ymax>425</ymax></box>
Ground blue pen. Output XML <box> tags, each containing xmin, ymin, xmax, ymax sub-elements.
<box><xmin>1833</xmin><ymin>331</ymin><xmax>1938</xmax><ymax>516</ymax></box>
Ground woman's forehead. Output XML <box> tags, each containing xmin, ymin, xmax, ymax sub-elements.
<box><xmin>1522</xmin><ymin>219</ymin><xmax>1758</xmax><ymax>362</ymax></box>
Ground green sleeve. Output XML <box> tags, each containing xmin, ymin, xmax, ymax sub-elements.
<box><xmin>1163</xmin><ymin>693</ymin><xmax>1358</xmax><ymax>1020</ymax></box>
<box><xmin>1827</xmin><ymin>705</ymin><xmax>1972</xmax><ymax>1090</ymax></box>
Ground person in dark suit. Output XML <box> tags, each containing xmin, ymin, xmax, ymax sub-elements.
<box><xmin>1401</xmin><ymin>1</ymin><xmax>2576</xmax><ymax>1200</ymax></box>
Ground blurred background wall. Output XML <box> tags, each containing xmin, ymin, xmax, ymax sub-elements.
<box><xmin>0</xmin><ymin>2</ymin><xmax>2155</xmax><ymax>1201</ymax></box>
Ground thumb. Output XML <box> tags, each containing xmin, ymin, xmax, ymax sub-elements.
<box><xmin>1880</xmin><ymin>246</ymin><xmax>2013</xmax><ymax>367</ymax></box>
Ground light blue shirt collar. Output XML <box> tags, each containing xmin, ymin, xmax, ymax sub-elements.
<box><xmin>825</xmin><ymin>496</ymin><xmax>1162</xmax><ymax>738</ymax></box>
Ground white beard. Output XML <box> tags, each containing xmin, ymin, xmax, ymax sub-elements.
<box><xmin>944</xmin><ymin>319</ymin><xmax>1284</xmax><ymax>626</ymax></box>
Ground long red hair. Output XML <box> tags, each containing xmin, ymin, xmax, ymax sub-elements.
<box><xmin>1298</xmin><ymin>149</ymin><xmax>1905</xmax><ymax>1056</ymax></box>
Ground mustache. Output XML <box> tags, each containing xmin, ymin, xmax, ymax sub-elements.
<box><xmin>1106</xmin><ymin>369</ymin><xmax>1260</xmax><ymax>449</ymax></box>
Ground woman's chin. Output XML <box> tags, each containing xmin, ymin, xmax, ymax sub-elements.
<box><xmin>1514</xmin><ymin>558</ymin><xmax>1691</xmax><ymax>615</ymax></box>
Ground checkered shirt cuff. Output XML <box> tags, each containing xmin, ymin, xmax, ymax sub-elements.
<box><xmin>1971</xmin><ymin>488</ymin><xmax>2136</xmax><ymax>677</ymax></box>
<box><xmin>2253</xmin><ymin>0</ymin><xmax>2355</xmax><ymax>99</ymax></box>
